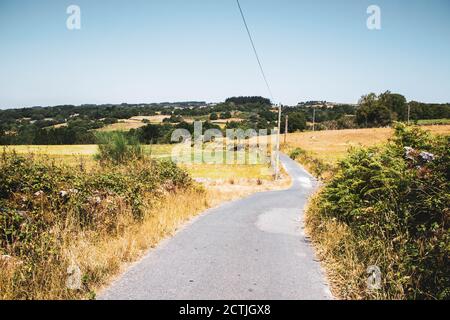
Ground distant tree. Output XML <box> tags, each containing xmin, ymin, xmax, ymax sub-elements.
<box><xmin>220</xmin><ymin>111</ymin><xmax>232</xmax><ymax>119</ymax></box>
<box><xmin>367</xmin><ymin>105</ymin><xmax>393</xmax><ymax>127</ymax></box>
<box><xmin>103</xmin><ymin>118</ymin><xmax>118</xmax><ymax>125</ymax></box>
<box><xmin>138</xmin><ymin>124</ymin><xmax>160</xmax><ymax>144</ymax></box>
<box><xmin>161</xmin><ymin>110</ymin><xmax>173</xmax><ymax>116</ymax></box>
<box><xmin>163</xmin><ymin>115</ymin><xmax>183</xmax><ymax>124</ymax></box>
<box><xmin>225</xmin><ymin>96</ymin><xmax>271</xmax><ymax>106</ymax></box>
<box><xmin>95</xmin><ymin>132</ymin><xmax>143</xmax><ymax>164</ymax></box>
<box><xmin>249</xmin><ymin>114</ymin><xmax>259</xmax><ymax>123</ymax></box>
<box><xmin>336</xmin><ymin>116</ymin><xmax>357</xmax><ymax>129</ymax></box>
<box><xmin>210</xmin><ymin>113</ymin><xmax>219</xmax><ymax>121</ymax></box>
<box><xmin>356</xmin><ymin>93</ymin><xmax>393</xmax><ymax>127</ymax></box>
<box><xmin>258</xmin><ymin>110</ymin><xmax>276</xmax><ymax>122</ymax></box>
<box><xmin>31</xmin><ymin>113</ymin><xmax>45</xmax><ymax>121</ymax></box>
<box><xmin>286</xmin><ymin>112</ymin><xmax>307</xmax><ymax>133</ymax></box>
<box><xmin>379</xmin><ymin>91</ymin><xmax>407</xmax><ymax>121</ymax></box>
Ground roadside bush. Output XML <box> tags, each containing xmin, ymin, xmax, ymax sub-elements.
<box><xmin>289</xmin><ymin>147</ymin><xmax>333</xmax><ymax>179</ymax></box>
<box><xmin>95</xmin><ymin>132</ymin><xmax>143</xmax><ymax>164</ymax></box>
<box><xmin>0</xmin><ymin>152</ymin><xmax>194</xmax><ymax>299</ymax></box>
<box><xmin>307</xmin><ymin>124</ymin><xmax>449</xmax><ymax>299</ymax></box>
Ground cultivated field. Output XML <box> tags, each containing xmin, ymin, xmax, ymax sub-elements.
<box><xmin>2</xmin><ymin>144</ymin><xmax>275</xmax><ymax>180</ymax></box>
<box><xmin>129</xmin><ymin>115</ymin><xmax>170</xmax><ymax>123</ymax></box>
<box><xmin>6</xmin><ymin>125</ymin><xmax>448</xmax><ymax>180</ymax></box>
<box><xmin>284</xmin><ymin>125</ymin><xmax>450</xmax><ymax>165</ymax></box>
<box><xmin>417</xmin><ymin>119</ymin><xmax>450</xmax><ymax>125</ymax></box>
<box><xmin>97</xmin><ymin>119</ymin><xmax>147</xmax><ymax>132</ymax></box>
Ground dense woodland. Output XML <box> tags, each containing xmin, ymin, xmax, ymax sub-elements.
<box><xmin>0</xmin><ymin>93</ymin><xmax>448</xmax><ymax>145</ymax></box>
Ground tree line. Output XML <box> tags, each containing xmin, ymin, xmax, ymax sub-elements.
<box><xmin>0</xmin><ymin>93</ymin><xmax>448</xmax><ymax>145</ymax></box>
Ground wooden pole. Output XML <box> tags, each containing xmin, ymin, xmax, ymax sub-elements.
<box><xmin>284</xmin><ymin>115</ymin><xmax>288</xmax><ymax>145</ymax></box>
<box><xmin>407</xmin><ymin>104</ymin><xmax>411</xmax><ymax>125</ymax></box>
<box><xmin>276</xmin><ymin>104</ymin><xmax>282</xmax><ymax>180</ymax></box>
<box><xmin>312</xmin><ymin>107</ymin><xmax>316</xmax><ymax>132</ymax></box>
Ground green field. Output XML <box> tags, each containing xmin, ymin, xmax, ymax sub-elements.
<box><xmin>2</xmin><ymin>144</ymin><xmax>274</xmax><ymax>180</ymax></box>
<box><xmin>417</xmin><ymin>119</ymin><xmax>450</xmax><ymax>125</ymax></box>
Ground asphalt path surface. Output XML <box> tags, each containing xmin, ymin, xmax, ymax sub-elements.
<box><xmin>100</xmin><ymin>154</ymin><xmax>332</xmax><ymax>300</ymax></box>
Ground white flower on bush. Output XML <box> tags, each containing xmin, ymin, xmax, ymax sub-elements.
<box><xmin>404</xmin><ymin>147</ymin><xmax>416</xmax><ymax>161</ymax></box>
<box><xmin>420</xmin><ymin>152</ymin><xmax>435</xmax><ymax>163</ymax></box>
<box><xmin>404</xmin><ymin>147</ymin><xmax>436</xmax><ymax>166</ymax></box>
<box><xmin>34</xmin><ymin>190</ymin><xmax>44</xmax><ymax>197</ymax></box>
<box><xmin>59</xmin><ymin>190</ymin><xmax>69</xmax><ymax>198</ymax></box>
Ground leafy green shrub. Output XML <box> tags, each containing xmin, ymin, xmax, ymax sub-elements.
<box><xmin>0</xmin><ymin>152</ymin><xmax>193</xmax><ymax>298</ymax></box>
<box><xmin>289</xmin><ymin>147</ymin><xmax>333</xmax><ymax>179</ymax></box>
<box><xmin>313</xmin><ymin>124</ymin><xmax>449</xmax><ymax>299</ymax></box>
<box><xmin>95</xmin><ymin>132</ymin><xmax>143</xmax><ymax>164</ymax></box>
<box><xmin>289</xmin><ymin>148</ymin><xmax>306</xmax><ymax>160</ymax></box>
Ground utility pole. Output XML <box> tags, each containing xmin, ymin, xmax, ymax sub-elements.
<box><xmin>312</xmin><ymin>107</ymin><xmax>316</xmax><ymax>132</ymax></box>
<box><xmin>276</xmin><ymin>104</ymin><xmax>282</xmax><ymax>180</ymax></box>
<box><xmin>284</xmin><ymin>115</ymin><xmax>289</xmax><ymax>145</ymax></box>
<box><xmin>407</xmin><ymin>104</ymin><xmax>411</xmax><ymax>125</ymax></box>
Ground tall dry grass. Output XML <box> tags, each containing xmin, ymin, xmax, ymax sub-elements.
<box><xmin>73</xmin><ymin>188</ymin><xmax>211</xmax><ymax>299</ymax></box>
<box><xmin>0</xmin><ymin>187</ymin><xmax>210</xmax><ymax>300</ymax></box>
<box><xmin>284</xmin><ymin>125</ymin><xmax>450</xmax><ymax>165</ymax></box>
<box><xmin>304</xmin><ymin>125</ymin><xmax>449</xmax><ymax>300</ymax></box>
<box><xmin>0</xmin><ymin>150</ymin><xmax>281</xmax><ymax>300</ymax></box>
<box><xmin>305</xmin><ymin>193</ymin><xmax>384</xmax><ymax>300</ymax></box>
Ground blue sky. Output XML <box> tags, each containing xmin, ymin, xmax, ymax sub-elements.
<box><xmin>0</xmin><ymin>0</ymin><xmax>449</xmax><ymax>108</ymax></box>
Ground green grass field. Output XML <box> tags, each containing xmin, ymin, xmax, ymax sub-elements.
<box><xmin>2</xmin><ymin>144</ymin><xmax>274</xmax><ymax>180</ymax></box>
<box><xmin>417</xmin><ymin>119</ymin><xmax>450</xmax><ymax>125</ymax></box>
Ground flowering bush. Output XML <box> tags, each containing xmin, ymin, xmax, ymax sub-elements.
<box><xmin>314</xmin><ymin>124</ymin><xmax>449</xmax><ymax>299</ymax></box>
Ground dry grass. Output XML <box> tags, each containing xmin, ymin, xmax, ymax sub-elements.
<box><xmin>79</xmin><ymin>188</ymin><xmax>213</xmax><ymax>299</ymax></box>
<box><xmin>93</xmin><ymin>177</ymin><xmax>293</xmax><ymax>299</ymax></box>
<box><xmin>301</xmin><ymin>126</ymin><xmax>450</xmax><ymax>300</ymax></box>
<box><xmin>129</xmin><ymin>115</ymin><xmax>170</xmax><ymax>124</ymax></box>
<box><xmin>90</xmin><ymin>168</ymin><xmax>289</xmax><ymax>298</ymax></box>
<box><xmin>0</xmin><ymin>187</ymin><xmax>212</xmax><ymax>300</ymax></box>
<box><xmin>97</xmin><ymin>119</ymin><xmax>147</xmax><ymax>132</ymax></box>
<box><xmin>304</xmin><ymin>193</ymin><xmax>386</xmax><ymax>300</ymax></box>
<box><xmin>0</xmin><ymin>149</ymin><xmax>283</xmax><ymax>299</ymax></box>
<box><xmin>45</xmin><ymin>123</ymin><xmax>68</xmax><ymax>129</ymax></box>
<box><xmin>211</xmin><ymin>118</ymin><xmax>245</xmax><ymax>124</ymax></box>
<box><xmin>284</xmin><ymin>125</ymin><xmax>450</xmax><ymax>165</ymax></box>
<box><xmin>2</xmin><ymin>145</ymin><xmax>98</xmax><ymax>156</ymax></box>
<box><xmin>200</xmin><ymin>172</ymin><xmax>292</xmax><ymax>208</ymax></box>
<box><xmin>184</xmin><ymin>164</ymin><xmax>274</xmax><ymax>180</ymax></box>
<box><xmin>3</xmin><ymin>144</ymin><xmax>275</xmax><ymax>180</ymax></box>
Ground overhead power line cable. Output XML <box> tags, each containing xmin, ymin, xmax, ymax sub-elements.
<box><xmin>236</xmin><ymin>0</ymin><xmax>274</xmax><ymax>103</ymax></box>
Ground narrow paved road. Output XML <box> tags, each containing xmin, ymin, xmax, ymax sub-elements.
<box><xmin>100</xmin><ymin>154</ymin><xmax>332</xmax><ymax>300</ymax></box>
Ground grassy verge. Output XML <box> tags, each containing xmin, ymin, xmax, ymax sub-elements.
<box><xmin>0</xmin><ymin>152</ymin><xmax>213</xmax><ymax>299</ymax></box>
<box><xmin>285</xmin><ymin>146</ymin><xmax>334</xmax><ymax>180</ymax></box>
<box><xmin>0</xmin><ymin>145</ymin><xmax>282</xmax><ymax>299</ymax></box>
<box><xmin>3</xmin><ymin>144</ymin><xmax>274</xmax><ymax>180</ymax></box>
<box><xmin>283</xmin><ymin>126</ymin><xmax>450</xmax><ymax>166</ymax></box>
<box><xmin>304</xmin><ymin>125</ymin><xmax>449</xmax><ymax>300</ymax></box>
<box><xmin>417</xmin><ymin>119</ymin><xmax>450</xmax><ymax>126</ymax></box>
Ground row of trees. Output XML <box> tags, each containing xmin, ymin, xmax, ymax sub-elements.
<box><xmin>356</xmin><ymin>91</ymin><xmax>450</xmax><ymax>127</ymax></box>
<box><xmin>225</xmin><ymin>96</ymin><xmax>271</xmax><ymax>105</ymax></box>
<box><xmin>0</xmin><ymin>119</ymin><xmax>102</xmax><ymax>145</ymax></box>
<box><xmin>1</xmin><ymin>94</ymin><xmax>448</xmax><ymax>145</ymax></box>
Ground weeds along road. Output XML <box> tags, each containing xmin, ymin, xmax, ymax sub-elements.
<box><xmin>99</xmin><ymin>154</ymin><xmax>332</xmax><ymax>300</ymax></box>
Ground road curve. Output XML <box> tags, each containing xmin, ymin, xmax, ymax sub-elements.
<box><xmin>99</xmin><ymin>154</ymin><xmax>332</xmax><ymax>300</ymax></box>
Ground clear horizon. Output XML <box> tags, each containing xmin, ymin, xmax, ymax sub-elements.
<box><xmin>1</xmin><ymin>0</ymin><xmax>450</xmax><ymax>109</ymax></box>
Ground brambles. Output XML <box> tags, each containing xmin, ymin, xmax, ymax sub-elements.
<box><xmin>306</xmin><ymin>124</ymin><xmax>449</xmax><ymax>299</ymax></box>
<box><xmin>95</xmin><ymin>132</ymin><xmax>143</xmax><ymax>164</ymax></box>
<box><xmin>0</xmin><ymin>152</ymin><xmax>194</xmax><ymax>299</ymax></box>
<box><xmin>289</xmin><ymin>148</ymin><xmax>333</xmax><ymax>179</ymax></box>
